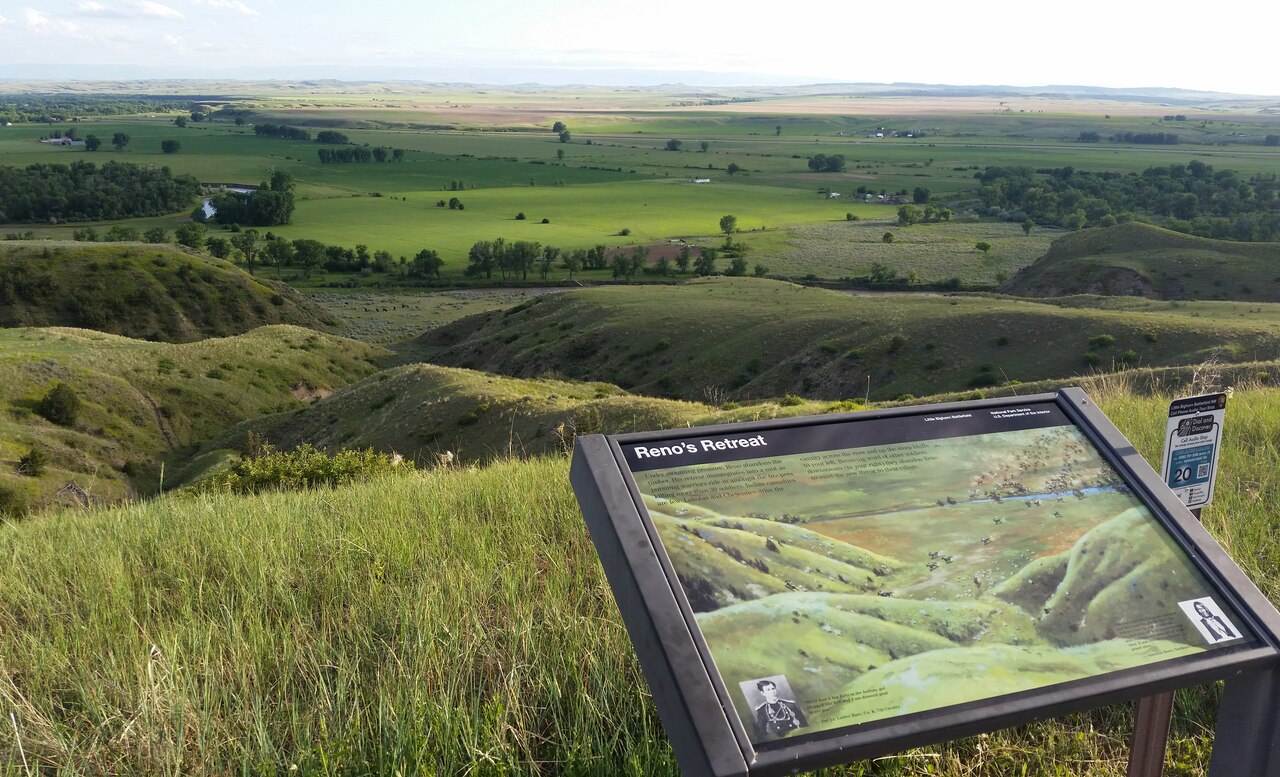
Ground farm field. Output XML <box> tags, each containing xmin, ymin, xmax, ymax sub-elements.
<box><xmin>4</xmin><ymin>84</ymin><xmax>1280</xmax><ymax>280</ymax></box>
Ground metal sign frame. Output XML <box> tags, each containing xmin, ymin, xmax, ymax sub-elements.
<box><xmin>570</xmin><ymin>388</ymin><xmax>1280</xmax><ymax>777</ymax></box>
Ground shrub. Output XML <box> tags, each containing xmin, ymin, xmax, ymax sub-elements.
<box><xmin>721</xmin><ymin>401</ymin><xmax>741</xmax><ymax>411</ymax></box>
<box><xmin>824</xmin><ymin>399</ymin><xmax>864</xmax><ymax>413</ymax></box>
<box><xmin>36</xmin><ymin>382</ymin><xmax>80</xmax><ymax>426</ymax></box>
<box><xmin>882</xmin><ymin>232</ymin><xmax>894</xmax><ymax>243</ymax></box>
<box><xmin>191</xmin><ymin>444</ymin><xmax>401</xmax><ymax>495</ymax></box>
<box><xmin>17</xmin><ymin>447</ymin><xmax>48</xmax><ymax>477</ymax></box>
<box><xmin>780</xmin><ymin>394</ymin><xmax>804</xmax><ymax>407</ymax></box>
<box><xmin>541</xmin><ymin>218</ymin><xmax>550</xmax><ymax>224</ymax></box>
<box><xmin>0</xmin><ymin>483</ymin><xmax>29</xmax><ymax>518</ymax></box>
<box><xmin>995</xmin><ymin>335</ymin><xmax>1011</xmax><ymax>346</ymax></box>
<box><xmin>846</xmin><ymin>213</ymin><xmax>858</xmax><ymax>222</ymax></box>
<box><xmin>1143</xmin><ymin>331</ymin><xmax>1159</xmax><ymax>343</ymax></box>
<box><xmin>1088</xmin><ymin>334</ymin><xmax>1115</xmax><ymax>349</ymax></box>
<box><xmin>619</xmin><ymin>228</ymin><xmax>631</xmax><ymax>236</ymax></box>
<box><xmin>1083</xmin><ymin>352</ymin><xmax>1101</xmax><ymax>366</ymax></box>
<box><xmin>515</xmin><ymin>212</ymin><xmax>526</xmax><ymax>220</ymax></box>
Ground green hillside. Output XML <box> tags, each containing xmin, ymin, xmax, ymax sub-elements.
<box><xmin>2</xmin><ymin>385</ymin><xmax>1277</xmax><ymax>774</ymax></box>
<box><xmin>0</xmin><ymin>241</ymin><xmax>336</xmax><ymax>341</ymax></box>
<box><xmin>408</xmin><ymin>276</ymin><xmax>1280</xmax><ymax>401</ymax></box>
<box><xmin>173</xmin><ymin>363</ymin><xmax>844</xmax><ymax>486</ymax></box>
<box><xmin>1001</xmin><ymin>222</ymin><xmax>1280</xmax><ymax>301</ymax></box>
<box><xmin>0</xmin><ymin>325</ymin><xmax>387</xmax><ymax>510</ymax></box>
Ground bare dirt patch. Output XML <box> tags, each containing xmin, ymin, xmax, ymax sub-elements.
<box><xmin>292</xmin><ymin>383</ymin><xmax>332</xmax><ymax>403</ymax></box>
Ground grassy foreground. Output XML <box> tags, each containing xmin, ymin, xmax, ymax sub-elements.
<box><xmin>2</xmin><ymin>385</ymin><xmax>1278</xmax><ymax>775</ymax></box>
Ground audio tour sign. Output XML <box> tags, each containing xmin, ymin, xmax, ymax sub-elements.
<box><xmin>1160</xmin><ymin>393</ymin><xmax>1226</xmax><ymax>511</ymax></box>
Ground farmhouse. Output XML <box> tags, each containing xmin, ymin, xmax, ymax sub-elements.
<box><xmin>691</xmin><ymin>177</ymin><xmax>711</xmax><ymax>183</ymax></box>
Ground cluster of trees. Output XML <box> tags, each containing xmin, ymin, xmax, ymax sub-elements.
<box><xmin>977</xmin><ymin>161</ymin><xmax>1280</xmax><ymax>240</ymax></box>
<box><xmin>253</xmin><ymin>123</ymin><xmax>311</xmax><ymax>141</ymax></box>
<box><xmin>896</xmin><ymin>203</ymin><xmax>954</xmax><ymax>226</ymax></box>
<box><xmin>316</xmin><ymin>146</ymin><xmax>405</xmax><ymax>163</ymax></box>
<box><xmin>0</xmin><ymin>160</ymin><xmax>199</xmax><ymax>223</ymax></box>
<box><xmin>204</xmin><ymin>170</ymin><xmax>296</xmax><ymax>227</ymax></box>
<box><xmin>0</xmin><ymin>95</ymin><xmax>193</xmax><ymax>124</ymax></box>
<box><xmin>315</xmin><ymin>131</ymin><xmax>350</xmax><ymax>144</ymax></box>
<box><xmin>552</xmin><ymin>121</ymin><xmax>571</xmax><ymax>143</ymax></box>
<box><xmin>172</xmin><ymin>227</ymin><xmax>432</xmax><ymax>279</ymax></box>
<box><xmin>807</xmin><ymin>154</ymin><xmax>846</xmax><ymax>172</ymax></box>
<box><xmin>465</xmin><ymin>239</ymin><xmax>567</xmax><ymax>281</ymax></box>
<box><xmin>1111</xmin><ymin>132</ymin><xmax>1180</xmax><ymax>145</ymax></box>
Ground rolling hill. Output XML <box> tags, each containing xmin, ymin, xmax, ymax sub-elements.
<box><xmin>0</xmin><ymin>325</ymin><xmax>387</xmax><ymax>511</ymax></box>
<box><xmin>406</xmin><ymin>276</ymin><xmax>1280</xmax><ymax>402</ymax></box>
<box><xmin>170</xmin><ymin>363</ymin><xmax>846</xmax><ymax>487</ymax></box>
<box><xmin>1001</xmin><ymin>222</ymin><xmax>1280</xmax><ymax>301</ymax></box>
<box><xmin>0</xmin><ymin>241</ymin><xmax>336</xmax><ymax>341</ymax></box>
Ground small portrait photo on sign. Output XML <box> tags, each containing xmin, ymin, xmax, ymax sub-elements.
<box><xmin>740</xmin><ymin>675</ymin><xmax>808</xmax><ymax>739</ymax></box>
<box><xmin>1178</xmin><ymin>597</ymin><xmax>1243</xmax><ymax>645</ymax></box>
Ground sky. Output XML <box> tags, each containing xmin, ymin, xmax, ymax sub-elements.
<box><xmin>0</xmin><ymin>0</ymin><xmax>1277</xmax><ymax>95</ymax></box>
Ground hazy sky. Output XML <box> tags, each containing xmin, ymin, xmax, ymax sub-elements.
<box><xmin>1</xmin><ymin>0</ymin><xmax>1276</xmax><ymax>94</ymax></box>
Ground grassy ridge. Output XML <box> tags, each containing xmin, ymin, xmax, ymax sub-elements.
<box><xmin>0</xmin><ymin>326</ymin><xmax>387</xmax><ymax>508</ymax></box>
<box><xmin>1002</xmin><ymin>222</ymin><xmax>1280</xmax><ymax>301</ymax></box>
<box><xmin>412</xmin><ymin>277</ymin><xmax>1280</xmax><ymax>401</ymax></box>
<box><xmin>3</xmin><ymin>385</ymin><xmax>1277</xmax><ymax>774</ymax></box>
<box><xmin>0</xmin><ymin>242</ymin><xmax>334</xmax><ymax>341</ymax></box>
<box><xmin>173</xmin><ymin>363</ymin><xmax>841</xmax><ymax>487</ymax></box>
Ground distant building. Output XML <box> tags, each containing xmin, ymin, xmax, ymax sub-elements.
<box><xmin>692</xmin><ymin>177</ymin><xmax>711</xmax><ymax>184</ymax></box>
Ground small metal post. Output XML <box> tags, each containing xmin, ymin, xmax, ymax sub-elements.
<box><xmin>1207</xmin><ymin>667</ymin><xmax>1280</xmax><ymax>776</ymax></box>
<box><xmin>1127</xmin><ymin>693</ymin><xmax>1175</xmax><ymax>777</ymax></box>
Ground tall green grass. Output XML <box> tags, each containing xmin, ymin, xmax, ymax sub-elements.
<box><xmin>2</xmin><ymin>385</ymin><xmax>1277</xmax><ymax>775</ymax></box>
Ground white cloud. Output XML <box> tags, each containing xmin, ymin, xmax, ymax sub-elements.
<box><xmin>77</xmin><ymin>1</ymin><xmax>127</xmax><ymax>18</ymax></box>
<box><xmin>0</xmin><ymin>14</ymin><xmax>10</xmax><ymax>24</ymax></box>
<box><xmin>133</xmin><ymin>0</ymin><xmax>184</xmax><ymax>19</ymax></box>
<box><xmin>22</xmin><ymin>8</ymin><xmax>84</xmax><ymax>33</ymax></box>
<box><xmin>203</xmin><ymin>0</ymin><xmax>259</xmax><ymax>16</ymax></box>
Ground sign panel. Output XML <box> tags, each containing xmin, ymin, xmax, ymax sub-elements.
<box><xmin>1160</xmin><ymin>393</ymin><xmax>1226</xmax><ymax>510</ymax></box>
<box><xmin>625</xmin><ymin>400</ymin><xmax>1251</xmax><ymax>744</ymax></box>
<box><xmin>570</xmin><ymin>389</ymin><xmax>1280</xmax><ymax>777</ymax></box>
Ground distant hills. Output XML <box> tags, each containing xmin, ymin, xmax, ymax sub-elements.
<box><xmin>0</xmin><ymin>75</ymin><xmax>1270</xmax><ymax>100</ymax></box>
<box><xmin>0</xmin><ymin>242</ymin><xmax>336</xmax><ymax>342</ymax></box>
<box><xmin>1002</xmin><ymin>223</ymin><xmax>1280</xmax><ymax>301</ymax></box>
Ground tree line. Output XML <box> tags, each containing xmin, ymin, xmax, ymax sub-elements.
<box><xmin>317</xmin><ymin>146</ymin><xmax>405</xmax><ymax>163</ymax></box>
<box><xmin>0</xmin><ymin>95</ymin><xmax>196</xmax><ymax>124</ymax></box>
<box><xmin>253</xmin><ymin>123</ymin><xmax>312</xmax><ymax>141</ymax></box>
<box><xmin>0</xmin><ymin>160</ymin><xmax>199</xmax><ymax>223</ymax></box>
<box><xmin>977</xmin><ymin>161</ymin><xmax>1280</xmax><ymax>240</ymax></box>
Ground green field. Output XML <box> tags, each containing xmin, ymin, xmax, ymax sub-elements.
<box><xmin>5</xmin><ymin>85</ymin><xmax>1280</xmax><ymax>278</ymax></box>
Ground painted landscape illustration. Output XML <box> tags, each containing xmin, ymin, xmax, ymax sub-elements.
<box><xmin>634</xmin><ymin>424</ymin><xmax>1248</xmax><ymax>740</ymax></box>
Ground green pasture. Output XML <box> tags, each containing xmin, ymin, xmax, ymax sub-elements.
<box><xmin>3</xmin><ymin>93</ymin><xmax>1280</xmax><ymax>286</ymax></box>
<box><xmin>263</xmin><ymin>179</ymin><xmax>871</xmax><ymax>261</ymax></box>
<box><xmin>766</xmin><ymin>219</ymin><xmax>1059</xmax><ymax>283</ymax></box>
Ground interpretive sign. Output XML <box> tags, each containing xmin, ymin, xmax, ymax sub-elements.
<box><xmin>1160</xmin><ymin>392</ymin><xmax>1226</xmax><ymax>510</ymax></box>
<box><xmin>570</xmin><ymin>388</ymin><xmax>1280</xmax><ymax>777</ymax></box>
